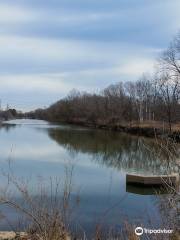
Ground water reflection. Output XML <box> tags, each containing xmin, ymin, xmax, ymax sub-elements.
<box><xmin>47</xmin><ymin>127</ymin><xmax>179</xmax><ymax>175</ymax></box>
<box><xmin>0</xmin><ymin>123</ymin><xmax>16</xmax><ymax>132</ymax></box>
<box><xmin>0</xmin><ymin>120</ymin><xmax>178</xmax><ymax>234</ymax></box>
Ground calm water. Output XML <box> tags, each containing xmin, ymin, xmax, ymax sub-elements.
<box><xmin>0</xmin><ymin>119</ymin><xmax>178</xmax><ymax>235</ymax></box>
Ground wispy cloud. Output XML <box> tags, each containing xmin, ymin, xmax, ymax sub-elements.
<box><xmin>0</xmin><ymin>4</ymin><xmax>37</xmax><ymax>23</ymax></box>
<box><xmin>0</xmin><ymin>34</ymin><xmax>158</xmax><ymax>73</ymax></box>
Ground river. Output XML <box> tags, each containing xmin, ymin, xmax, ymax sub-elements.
<box><xmin>0</xmin><ymin>119</ymin><xmax>178</xmax><ymax>236</ymax></box>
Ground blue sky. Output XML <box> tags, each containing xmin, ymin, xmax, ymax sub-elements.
<box><xmin>0</xmin><ymin>0</ymin><xmax>180</xmax><ymax>111</ymax></box>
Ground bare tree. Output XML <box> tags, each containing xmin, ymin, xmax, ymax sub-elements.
<box><xmin>156</xmin><ymin>72</ymin><xmax>180</xmax><ymax>132</ymax></box>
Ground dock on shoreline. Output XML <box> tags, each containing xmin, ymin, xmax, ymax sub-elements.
<box><xmin>126</xmin><ymin>173</ymin><xmax>179</xmax><ymax>187</ymax></box>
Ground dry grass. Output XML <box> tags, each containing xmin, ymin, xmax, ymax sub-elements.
<box><xmin>0</xmin><ymin>165</ymin><xmax>75</xmax><ymax>240</ymax></box>
<box><xmin>129</xmin><ymin>120</ymin><xmax>180</xmax><ymax>131</ymax></box>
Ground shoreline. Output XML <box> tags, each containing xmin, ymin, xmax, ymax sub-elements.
<box><xmin>3</xmin><ymin>118</ymin><xmax>180</xmax><ymax>142</ymax></box>
<box><xmin>62</xmin><ymin>120</ymin><xmax>180</xmax><ymax>142</ymax></box>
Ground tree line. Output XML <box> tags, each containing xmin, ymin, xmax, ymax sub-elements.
<box><xmin>26</xmin><ymin>32</ymin><xmax>180</xmax><ymax>132</ymax></box>
<box><xmin>0</xmin><ymin>108</ymin><xmax>20</xmax><ymax>121</ymax></box>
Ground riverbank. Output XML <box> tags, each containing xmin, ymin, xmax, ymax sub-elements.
<box><xmin>64</xmin><ymin>120</ymin><xmax>180</xmax><ymax>142</ymax></box>
<box><xmin>4</xmin><ymin>117</ymin><xmax>180</xmax><ymax>141</ymax></box>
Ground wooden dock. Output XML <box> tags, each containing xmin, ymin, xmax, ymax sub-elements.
<box><xmin>126</xmin><ymin>173</ymin><xmax>179</xmax><ymax>187</ymax></box>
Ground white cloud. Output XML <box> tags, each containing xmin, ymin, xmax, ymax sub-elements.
<box><xmin>0</xmin><ymin>2</ymin><xmax>116</xmax><ymax>25</ymax></box>
<box><xmin>0</xmin><ymin>35</ymin><xmax>109</xmax><ymax>66</ymax></box>
<box><xmin>53</xmin><ymin>11</ymin><xmax>115</xmax><ymax>24</ymax></box>
<box><xmin>116</xmin><ymin>58</ymin><xmax>155</xmax><ymax>77</ymax></box>
<box><xmin>0</xmin><ymin>74</ymin><xmax>75</xmax><ymax>93</ymax></box>
<box><xmin>0</xmin><ymin>4</ymin><xmax>37</xmax><ymax>23</ymax></box>
<box><xmin>0</xmin><ymin>34</ymin><xmax>159</xmax><ymax>69</ymax></box>
<box><xmin>0</xmin><ymin>57</ymin><xmax>155</xmax><ymax>98</ymax></box>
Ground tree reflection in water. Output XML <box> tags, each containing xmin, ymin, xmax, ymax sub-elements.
<box><xmin>47</xmin><ymin>127</ymin><xmax>179</xmax><ymax>175</ymax></box>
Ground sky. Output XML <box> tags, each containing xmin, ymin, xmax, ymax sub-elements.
<box><xmin>0</xmin><ymin>0</ymin><xmax>180</xmax><ymax>111</ymax></box>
